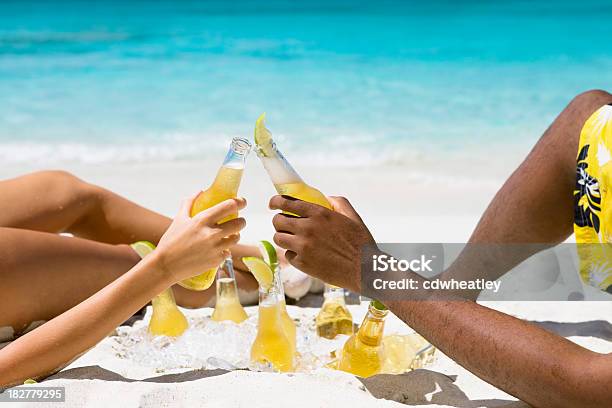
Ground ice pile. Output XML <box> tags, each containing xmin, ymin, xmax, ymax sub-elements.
<box><xmin>111</xmin><ymin>306</ymin><xmax>349</xmax><ymax>374</ymax></box>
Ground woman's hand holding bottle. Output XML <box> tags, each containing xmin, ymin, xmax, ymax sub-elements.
<box><xmin>154</xmin><ymin>193</ymin><xmax>247</xmax><ymax>285</ymax></box>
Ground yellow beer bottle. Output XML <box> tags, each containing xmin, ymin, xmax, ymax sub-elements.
<box><xmin>179</xmin><ymin>137</ymin><xmax>251</xmax><ymax>291</ymax></box>
<box><xmin>316</xmin><ymin>284</ymin><xmax>353</xmax><ymax>339</ymax></box>
<box><xmin>212</xmin><ymin>260</ymin><xmax>248</xmax><ymax>324</ymax></box>
<box><xmin>338</xmin><ymin>300</ymin><xmax>388</xmax><ymax>378</ymax></box>
<box><xmin>250</xmin><ymin>274</ymin><xmax>295</xmax><ymax>372</ymax></box>
<box><xmin>254</xmin><ymin>114</ymin><xmax>331</xmax><ymax>212</ymax></box>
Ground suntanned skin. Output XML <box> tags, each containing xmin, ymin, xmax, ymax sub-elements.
<box><xmin>0</xmin><ymin>196</ymin><xmax>247</xmax><ymax>387</ymax></box>
<box><xmin>0</xmin><ymin>171</ymin><xmax>258</xmax><ymax>334</ymax></box>
<box><xmin>268</xmin><ymin>90</ymin><xmax>612</xmax><ymax>408</ymax></box>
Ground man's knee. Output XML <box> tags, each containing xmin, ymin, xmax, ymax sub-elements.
<box><xmin>566</xmin><ymin>89</ymin><xmax>612</xmax><ymax>116</ymax></box>
<box><xmin>573</xmin><ymin>89</ymin><xmax>611</xmax><ymax>102</ymax></box>
<box><xmin>547</xmin><ymin>89</ymin><xmax>612</xmax><ymax>148</ymax></box>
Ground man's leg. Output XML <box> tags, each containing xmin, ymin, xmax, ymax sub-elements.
<box><xmin>443</xmin><ymin>89</ymin><xmax>612</xmax><ymax>285</ymax></box>
<box><xmin>471</xmin><ymin>90</ymin><xmax>612</xmax><ymax>243</ymax></box>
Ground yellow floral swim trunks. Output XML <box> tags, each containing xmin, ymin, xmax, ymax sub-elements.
<box><xmin>574</xmin><ymin>103</ymin><xmax>612</xmax><ymax>293</ymax></box>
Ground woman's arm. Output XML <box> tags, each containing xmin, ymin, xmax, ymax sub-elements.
<box><xmin>0</xmin><ymin>254</ymin><xmax>168</xmax><ymax>387</ymax></box>
<box><xmin>0</xmin><ymin>195</ymin><xmax>246</xmax><ymax>387</ymax></box>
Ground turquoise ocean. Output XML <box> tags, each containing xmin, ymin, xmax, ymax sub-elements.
<box><xmin>1</xmin><ymin>0</ymin><xmax>612</xmax><ymax>166</ymax></box>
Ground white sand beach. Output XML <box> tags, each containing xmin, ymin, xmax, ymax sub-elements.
<box><xmin>0</xmin><ymin>150</ymin><xmax>516</xmax><ymax>243</ymax></box>
<box><xmin>11</xmin><ymin>301</ymin><xmax>611</xmax><ymax>408</ymax></box>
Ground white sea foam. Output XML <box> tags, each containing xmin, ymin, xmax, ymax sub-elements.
<box><xmin>0</xmin><ymin>138</ymin><xmax>524</xmax><ymax>171</ymax></box>
<box><xmin>0</xmin><ymin>140</ymin><xmax>367</xmax><ymax>166</ymax></box>
<box><xmin>0</xmin><ymin>141</ymin><xmax>222</xmax><ymax>165</ymax></box>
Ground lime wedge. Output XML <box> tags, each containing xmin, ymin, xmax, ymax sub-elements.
<box><xmin>371</xmin><ymin>299</ymin><xmax>388</xmax><ymax>311</ymax></box>
<box><xmin>258</xmin><ymin>240</ymin><xmax>278</xmax><ymax>269</ymax></box>
<box><xmin>131</xmin><ymin>241</ymin><xmax>156</xmax><ymax>259</ymax></box>
<box><xmin>254</xmin><ymin>113</ymin><xmax>274</xmax><ymax>157</ymax></box>
<box><xmin>23</xmin><ymin>379</ymin><xmax>37</xmax><ymax>384</ymax></box>
<box><xmin>242</xmin><ymin>257</ymin><xmax>274</xmax><ymax>289</ymax></box>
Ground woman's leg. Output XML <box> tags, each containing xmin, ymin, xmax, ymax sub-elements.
<box><xmin>0</xmin><ymin>170</ymin><xmax>171</xmax><ymax>243</ymax></box>
<box><xmin>0</xmin><ymin>227</ymin><xmax>141</xmax><ymax>334</ymax></box>
<box><xmin>0</xmin><ymin>170</ymin><xmax>258</xmax><ymax>317</ymax></box>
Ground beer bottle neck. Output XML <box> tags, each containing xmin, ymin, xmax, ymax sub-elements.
<box><xmin>357</xmin><ymin>304</ymin><xmax>388</xmax><ymax>346</ymax></box>
<box><xmin>323</xmin><ymin>284</ymin><xmax>347</xmax><ymax>304</ymax></box>
<box><xmin>258</xmin><ymin>269</ymin><xmax>284</xmax><ymax>306</ymax></box>
<box><xmin>222</xmin><ymin>137</ymin><xmax>251</xmax><ymax>169</ymax></box>
<box><xmin>258</xmin><ymin>142</ymin><xmax>304</xmax><ymax>185</ymax></box>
